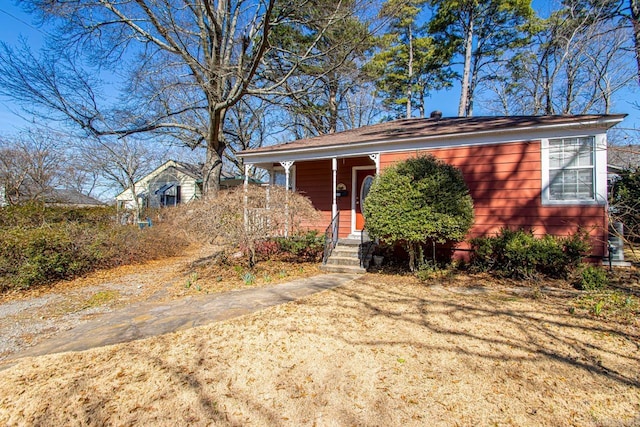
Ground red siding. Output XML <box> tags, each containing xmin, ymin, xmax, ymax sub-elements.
<box><xmin>381</xmin><ymin>141</ymin><xmax>607</xmax><ymax>258</ymax></box>
<box><xmin>294</xmin><ymin>157</ymin><xmax>374</xmax><ymax>237</ymax></box>
<box><xmin>291</xmin><ymin>140</ymin><xmax>607</xmax><ymax>259</ymax></box>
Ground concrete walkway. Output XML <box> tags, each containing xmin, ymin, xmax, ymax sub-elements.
<box><xmin>5</xmin><ymin>273</ymin><xmax>360</xmax><ymax>364</ymax></box>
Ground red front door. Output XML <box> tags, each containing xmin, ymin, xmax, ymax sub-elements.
<box><xmin>355</xmin><ymin>169</ymin><xmax>375</xmax><ymax>231</ymax></box>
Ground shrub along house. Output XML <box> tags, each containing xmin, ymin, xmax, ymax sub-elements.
<box><xmin>238</xmin><ymin>113</ymin><xmax>625</xmax><ymax>272</ymax></box>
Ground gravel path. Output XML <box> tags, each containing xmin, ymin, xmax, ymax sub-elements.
<box><xmin>0</xmin><ymin>250</ymin><xmax>206</xmax><ymax>361</ymax></box>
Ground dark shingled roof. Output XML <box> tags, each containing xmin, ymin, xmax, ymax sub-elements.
<box><xmin>242</xmin><ymin>114</ymin><xmax>626</xmax><ymax>155</ymax></box>
<box><xmin>608</xmin><ymin>144</ymin><xmax>640</xmax><ymax>171</ymax></box>
<box><xmin>42</xmin><ymin>189</ymin><xmax>105</xmax><ymax>206</ymax></box>
<box><xmin>172</xmin><ymin>161</ymin><xmax>204</xmax><ymax>179</ymax></box>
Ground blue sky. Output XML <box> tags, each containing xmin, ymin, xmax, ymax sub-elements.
<box><xmin>0</xmin><ymin>1</ymin><xmax>638</xmax><ymax>140</ymax></box>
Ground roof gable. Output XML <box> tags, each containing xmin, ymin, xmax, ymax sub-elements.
<box><xmin>115</xmin><ymin>160</ymin><xmax>203</xmax><ymax>199</ymax></box>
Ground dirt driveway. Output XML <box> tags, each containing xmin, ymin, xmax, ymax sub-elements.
<box><xmin>0</xmin><ymin>272</ymin><xmax>638</xmax><ymax>426</ymax></box>
<box><xmin>0</xmin><ymin>244</ymin><xmax>321</xmax><ymax>362</ymax></box>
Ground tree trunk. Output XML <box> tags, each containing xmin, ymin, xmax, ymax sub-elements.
<box><xmin>202</xmin><ymin>108</ymin><xmax>226</xmax><ymax>197</ymax></box>
<box><xmin>458</xmin><ymin>18</ymin><xmax>474</xmax><ymax>117</ymax></box>
<box><xmin>466</xmin><ymin>61</ymin><xmax>479</xmax><ymax>117</ymax></box>
<box><xmin>328</xmin><ymin>73</ymin><xmax>338</xmax><ymax>133</ymax></box>
<box><xmin>544</xmin><ymin>53</ymin><xmax>553</xmax><ymax>114</ymax></box>
<box><xmin>631</xmin><ymin>0</ymin><xmax>640</xmax><ymax>84</ymax></box>
<box><xmin>407</xmin><ymin>25</ymin><xmax>413</xmax><ymax>119</ymax></box>
<box><xmin>408</xmin><ymin>241</ymin><xmax>416</xmax><ymax>272</ymax></box>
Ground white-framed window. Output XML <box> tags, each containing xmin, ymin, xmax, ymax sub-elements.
<box><xmin>271</xmin><ymin>165</ymin><xmax>296</xmax><ymax>191</ymax></box>
<box><xmin>541</xmin><ymin>135</ymin><xmax>606</xmax><ymax>205</ymax></box>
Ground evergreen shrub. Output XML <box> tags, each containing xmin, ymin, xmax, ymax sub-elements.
<box><xmin>470</xmin><ymin>228</ymin><xmax>591</xmax><ymax>279</ymax></box>
<box><xmin>363</xmin><ymin>155</ymin><xmax>474</xmax><ymax>271</ymax></box>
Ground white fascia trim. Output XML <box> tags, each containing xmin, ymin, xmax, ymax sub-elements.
<box><xmin>238</xmin><ymin>118</ymin><xmax>623</xmax><ymax>165</ymax></box>
<box><xmin>540</xmin><ymin>133</ymin><xmax>608</xmax><ymax>206</ymax></box>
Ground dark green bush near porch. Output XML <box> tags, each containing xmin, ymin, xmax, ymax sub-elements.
<box><xmin>274</xmin><ymin>231</ymin><xmax>324</xmax><ymax>262</ymax></box>
<box><xmin>363</xmin><ymin>155</ymin><xmax>474</xmax><ymax>271</ymax></box>
<box><xmin>470</xmin><ymin>228</ymin><xmax>591</xmax><ymax>279</ymax></box>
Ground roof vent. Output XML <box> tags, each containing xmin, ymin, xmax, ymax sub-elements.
<box><xmin>430</xmin><ymin>110</ymin><xmax>443</xmax><ymax>120</ymax></box>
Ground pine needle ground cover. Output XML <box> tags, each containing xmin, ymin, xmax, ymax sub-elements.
<box><xmin>1</xmin><ymin>273</ymin><xmax>637</xmax><ymax>426</ymax></box>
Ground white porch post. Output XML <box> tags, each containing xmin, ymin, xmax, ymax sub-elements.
<box><xmin>369</xmin><ymin>153</ymin><xmax>380</xmax><ymax>175</ymax></box>
<box><xmin>332</xmin><ymin>157</ymin><xmax>338</xmax><ymax>219</ymax></box>
<box><xmin>244</xmin><ymin>163</ymin><xmax>251</xmax><ymax>230</ymax></box>
<box><xmin>280</xmin><ymin>161</ymin><xmax>294</xmax><ymax>237</ymax></box>
<box><xmin>266</xmin><ymin>168</ymin><xmax>272</xmax><ymax>210</ymax></box>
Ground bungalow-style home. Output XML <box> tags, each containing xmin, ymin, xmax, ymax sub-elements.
<box><xmin>238</xmin><ymin>113</ymin><xmax>626</xmax><ymax>270</ymax></box>
<box><xmin>115</xmin><ymin>159</ymin><xmax>261</xmax><ymax>210</ymax></box>
<box><xmin>115</xmin><ymin>160</ymin><xmax>204</xmax><ymax>210</ymax></box>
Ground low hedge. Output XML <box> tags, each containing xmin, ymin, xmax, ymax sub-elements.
<box><xmin>0</xmin><ymin>204</ymin><xmax>187</xmax><ymax>292</ymax></box>
<box><xmin>252</xmin><ymin>231</ymin><xmax>325</xmax><ymax>263</ymax></box>
<box><xmin>470</xmin><ymin>228</ymin><xmax>591</xmax><ymax>279</ymax></box>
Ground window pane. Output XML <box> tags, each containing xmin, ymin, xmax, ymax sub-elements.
<box><xmin>273</xmin><ymin>171</ymin><xmax>286</xmax><ymax>187</ymax></box>
<box><xmin>577</xmin><ymin>138</ymin><xmax>594</xmax><ymax>166</ymax></box>
<box><xmin>548</xmin><ymin>137</ymin><xmax>595</xmax><ymax>201</ymax></box>
<box><xmin>577</xmin><ymin>169</ymin><xmax>594</xmax><ymax>199</ymax></box>
<box><xmin>549</xmin><ymin>141</ymin><xmax>563</xmax><ymax>168</ymax></box>
<box><xmin>549</xmin><ymin>170</ymin><xmax>566</xmax><ymax>200</ymax></box>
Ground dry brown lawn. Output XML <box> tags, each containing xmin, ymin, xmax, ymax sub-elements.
<box><xmin>0</xmin><ymin>273</ymin><xmax>638</xmax><ymax>426</ymax></box>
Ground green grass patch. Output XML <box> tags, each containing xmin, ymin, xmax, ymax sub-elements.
<box><xmin>84</xmin><ymin>290</ymin><xmax>120</xmax><ymax>308</ymax></box>
<box><xmin>574</xmin><ymin>290</ymin><xmax>639</xmax><ymax>322</ymax></box>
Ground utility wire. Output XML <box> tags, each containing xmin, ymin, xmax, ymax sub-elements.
<box><xmin>0</xmin><ymin>6</ymin><xmax>49</xmax><ymax>36</ymax></box>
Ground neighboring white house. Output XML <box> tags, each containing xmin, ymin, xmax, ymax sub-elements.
<box><xmin>115</xmin><ymin>160</ymin><xmax>204</xmax><ymax>210</ymax></box>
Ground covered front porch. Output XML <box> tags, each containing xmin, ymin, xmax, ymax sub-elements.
<box><xmin>243</xmin><ymin>153</ymin><xmax>381</xmax><ymax>240</ymax></box>
<box><xmin>242</xmin><ymin>153</ymin><xmax>381</xmax><ymax>272</ymax></box>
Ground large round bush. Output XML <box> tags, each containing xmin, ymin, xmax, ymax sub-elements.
<box><xmin>363</xmin><ymin>155</ymin><xmax>474</xmax><ymax>270</ymax></box>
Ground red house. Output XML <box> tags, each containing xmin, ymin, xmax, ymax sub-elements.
<box><xmin>238</xmin><ymin>114</ymin><xmax>625</xmax><ymax>270</ymax></box>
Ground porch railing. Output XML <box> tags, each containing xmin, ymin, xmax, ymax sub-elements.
<box><xmin>322</xmin><ymin>212</ymin><xmax>340</xmax><ymax>264</ymax></box>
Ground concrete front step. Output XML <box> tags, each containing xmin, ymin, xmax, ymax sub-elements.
<box><xmin>331</xmin><ymin>247</ymin><xmax>362</xmax><ymax>257</ymax></box>
<box><xmin>337</xmin><ymin>238</ymin><xmax>363</xmax><ymax>246</ymax></box>
<box><xmin>325</xmin><ymin>255</ymin><xmax>363</xmax><ymax>267</ymax></box>
<box><xmin>319</xmin><ymin>263</ymin><xmax>367</xmax><ymax>274</ymax></box>
<box><xmin>323</xmin><ymin>234</ymin><xmax>375</xmax><ymax>274</ymax></box>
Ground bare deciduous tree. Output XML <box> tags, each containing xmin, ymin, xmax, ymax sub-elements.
<box><xmin>0</xmin><ymin>130</ymin><xmax>65</xmax><ymax>205</ymax></box>
<box><xmin>483</xmin><ymin>1</ymin><xmax>635</xmax><ymax>116</ymax></box>
<box><xmin>171</xmin><ymin>185</ymin><xmax>320</xmax><ymax>266</ymax></box>
<box><xmin>0</xmin><ymin>1</ymin><xmax>366</xmax><ymax>196</ymax></box>
<box><xmin>80</xmin><ymin>136</ymin><xmax>163</xmax><ymax>220</ymax></box>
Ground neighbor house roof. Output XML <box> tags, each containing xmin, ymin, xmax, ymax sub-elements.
<box><xmin>115</xmin><ymin>159</ymin><xmax>260</xmax><ymax>200</ymax></box>
<box><xmin>608</xmin><ymin>144</ymin><xmax>640</xmax><ymax>172</ymax></box>
<box><xmin>171</xmin><ymin>161</ymin><xmax>204</xmax><ymax>180</ymax></box>
<box><xmin>42</xmin><ymin>189</ymin><xmax>105</xmax><ymax>207</ymax></box>
<box><xmin>115</xmin><ymin>160</ymin><xmax>205</xmax><ymax>200</ymax></box>
<box><xmin>239</xmin><ymin>114</ymin><xmax>626</xmax><ymax>163</ymax></box>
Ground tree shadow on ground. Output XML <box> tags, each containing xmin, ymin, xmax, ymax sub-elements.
<box><xmin>317</xmin><ymin>278</ymin><xmax>640</xmax><ymax>389</ymax></box>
